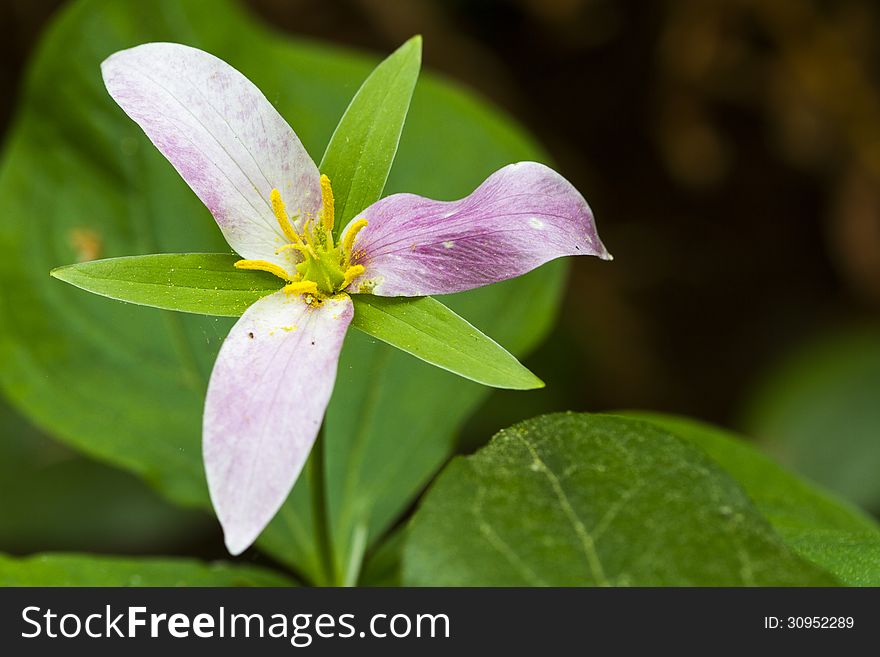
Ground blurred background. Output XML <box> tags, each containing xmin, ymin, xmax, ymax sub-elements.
<box><xmin>1</xmin><ymin>0</ymin><xmax>878</xmax><ymax>558</ymax></box>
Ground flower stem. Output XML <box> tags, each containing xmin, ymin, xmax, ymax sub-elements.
<box><xmin>310</xmin><ymin>426</ymin><xmax>337</xmax><ymax>586</ymax></box>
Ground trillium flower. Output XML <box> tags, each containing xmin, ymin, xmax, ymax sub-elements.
<box><xmin>102</xmin><ymin>42</ymin><xmax>610</xmax><ymax>555</ymax></box>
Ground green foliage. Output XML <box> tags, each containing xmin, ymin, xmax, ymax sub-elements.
<box><xmin>50</xmin><ymin>254</ymin><xmax>542</xmax><ymax>389</ymax></box>
<box><xmin>359</xmin><ymin>528</ymin><xmax>405</xmax><ymax>587</ymax></box>
<box><xmin>402</xmin><ymin>413</ymin><xmax>837</xmax><ymax>586</ymax></box>
<box><xmin>51</xmin><ymin>254</ymin><xmax>278</xmax><ymax>317</ymax></box>
<box><xmin>0</xmin><ymin>0</ymin><xmax>561</xmax><ymax>584</ymax></box>
<box><xmin>0</xmin><ymin>553</ymin><xmax>293</xmax><ymax>586</ymax></box>
<box><xmin>0</xmin><ymin>399</ymin><xmax>212</xmax><ymax>553</ymax></box>
<box><xmin>320</xmin><ymin>36</ymin><xmax>422</xmax><ymax>236</ymax></box>
<box><xmin>632</xmin><ymin>413</ymin><xmax>880</xmax><ymax>586</ymax></box>
<box><xmin>351</xmin><ymin>295</ymin><xmax>543</xmax><ymax>390</ymax></box>
<box><xmin>322</xmin><ymin>268</ymin><xmax>563</xmax><ymax>584</ymax></box>
<box><xmin>743</xmin><ymin>329</ymin><xmax>880</xmax><ymax>512</ymax></box>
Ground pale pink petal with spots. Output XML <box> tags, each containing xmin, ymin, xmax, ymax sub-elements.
<box><xmin>203</xmin><ymin>291</ymin><xmax>353</xmax><ymax>555</ymax></box>
<box><xmin>343</xmin><ymin>162</ymin><xmax>609</xmax><ymax>296</ymax></box>
<box><xmin>102</xmin><ymin>42</ymin><xmax>320</xmax><ymax>269</ymax></box>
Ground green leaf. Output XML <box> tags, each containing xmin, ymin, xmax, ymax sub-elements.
<box><xmin>51</xmin><ymin>253</ymin><xmax>278</xmax><ymax>316</ymax></box>
<box><xmin>0</xmin><ymin>398</ymin><xmax>212</xmax><ymax>554</ymax></box>
<box><xmin>630</xmin><ymin>413</ymin><xmax>880</xmax><ymax>586</ymax></box>
<box><xmin>742</xmin><ymin>328</ymin><xmax>880</xmax><ymax>512</ymax></box>
<box><xmin>0</xmin><ymin>0</ymin><xmax>564</xmax><ymax>584</ymax></box>
<box><xmin>52</xmin><ymin>254</ymin><xmax>541</xmax><ymax>389</ymax></box>
<box><xmin>320</xmin><ymin>36</ymin><xmax>422</xmax><ymax>236</ymax></box>
<box><xmin>402</xmin><ymin>413</ymin><xmax>836</xmax><ymax>586</ymax></box>
<box><xmin>324</xmin><ymin>267</ymin><xmax>564</xmax><ymax>585</ymax></box>
<box><xmin>351</xmin><ymin>295</ymin><xmax>542</xmax><ymax>390</ymax></box>
<box><xmin>0</xmin><ymin>553</ymin><xmax>294</xmax><ymax>586</ymax></box>
<box><xmin>359</xmin><ymin>527</ymin><xmax>405</xmax><ymax>587</ymax></box>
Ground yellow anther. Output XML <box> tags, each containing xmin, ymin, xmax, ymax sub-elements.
<box><xmin>341</xmin><ymin>264</ymin><xmax>365</xmax><ymax>289</ymax></box>
<box><xmin>254</xmin><ymin>183</ymin><xmax>357</xmax><ymax>297</ymax></box>
<box><xmin>234</xmin><ymin>259</ymin><xmax>291</xmax><ymax>282</ymax></box>
<box><xmin>270</xmin><ymin>188</ymin><xmax>301</xmax><ymax>244</ymax></box>
<box><xmin>319</xmin><ymin>174</ymin><xmax>335</xmax><ymax>233</ymax></box>
<box><xmin>275</xmin><ymin>243</ymin><xmax>300</xmax><ymax>255</ymax></box>
<box><xmin>276</xmin><ymin>242</ymin><xmax>316</xmax><ymax>260</ymax></box>
<box><xmin>283</xmin><ymin>280</ymin><xmax>319</xmax><ymax>296</ymax></box>
<box><xmin>343</xmin><ymin>219</ymin><xmax>368</xmax><ymax>254</ymax></box>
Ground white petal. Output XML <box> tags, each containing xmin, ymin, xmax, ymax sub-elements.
<box><xmin>102</xmin><ymin>42</ymin><xmax>320</xmax><ymax>267</ymax></box>
<box><xmin>203</xmin><ymin>291</ymin><xmax>353</xmax><ymax>554</ymax></box>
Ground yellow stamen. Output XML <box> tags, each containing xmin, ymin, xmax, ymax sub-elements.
<box><xmin>301</xmin><ymin>218</ymin><xmax>314</xmax><ymax>242</ymax></box>
<box><xmin>341</xmin><ymin>264</ymin><xmax>365</xmax><ymax>288</ymax></box>
<box><xmin>270</xmin><ymin>188</ymin><xmax>301</xmax><ymax>243</ymax></box>
<box><xmin>301</xmin><ymin>241</ymin><xmax>318</xmax><ymax>260</ymax></box>
<box><xmin>343</xmin><ymin>218</ymin><xmax>368</xmax><ymax>254</ymax></box>
<box><xmin>249</xmin><ymin>184</ymin><xmax>357</xmax><ymax>298</ymax></box>
<box><xmin>235</xmin><ymin>259</ymin><xmax>291</xmax><ymax>282</ymax></box>
<box><xmin>319</xmin><ymin>174</ymin><xmax>335</xmax><ymax>233</ymax></box>
<box><xmin>274</xmin><ymin>240</ymin><xmax>319</xmax><ymax>266</ymax></box>
<box><xmin>283</xmin><ymin>280</ymin><xmax>319</xmax><ymax>296</ymax></box>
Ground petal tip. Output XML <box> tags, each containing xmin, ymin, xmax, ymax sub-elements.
<box><xmin>222</xmin><ymin>525</ymin><xmax>256</xmax><ymax>557</ymax></box>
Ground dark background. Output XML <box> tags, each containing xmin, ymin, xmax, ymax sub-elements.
<box><xmin>1</xmin><ymin>0</ymin><xmax>878</xmax><ymax>557</ymax></box>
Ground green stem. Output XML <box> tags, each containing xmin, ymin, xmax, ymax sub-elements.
<box><xmin>342</xmin><ymin>521</ymin><xmax>368</xmax><ymax>587</ymax></box>
<box><xmin>310</xmin><ymin>426</ymin><xmax>337</xmax><ymax>586</ymax></box>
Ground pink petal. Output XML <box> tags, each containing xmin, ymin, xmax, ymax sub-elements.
<box><xmin>102</xmin><ymin>43</ymin><xmax>320</xmax><ymax>267</ymax></box>
<box><xmin>203</xmin><ymin>291</ymin><xmax>353</xmax><ymax>555</ymax></box>
<box><xmin>344</xmin><ymin>162</ymin><xmax>610</xmax><ymax>296</ymax></box>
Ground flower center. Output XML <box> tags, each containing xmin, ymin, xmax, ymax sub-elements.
<box><xmin>233</xmin><ymin>175</ymin><xmax>367</xmax><ymax>301</ymax></box>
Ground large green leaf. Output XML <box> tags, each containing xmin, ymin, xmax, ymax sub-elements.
<box><xmin>0</xmin><ymin>553</ymin><xmax>293</xmax><ymax>586</ymax></box>
<box><xmin>631</xmin><ymin>413</ymin><xmax>880</xmax><ymax>586</ymax></box>
<box><xmin>402</xmin><ymin>414</ymin><xmax>836</xmax><ymax>586</ymax></box>
<box><xmin>0</xmin><ymin>0</ymin><xmax>564</xmax><ymax>584</ymax></box>
<box><xmin>320</xmin><ymin>36</ymin><xmax>422</xmax><ymax>236</ymax></box>
<box><xmin>742</xmin><ymin>329</ymin><xmax>880</xmax><ymax>513</ymax></box>
<box><xmin>0</xmin><ymin>398</ymin><xmax>212</xmax><ymax>553</ymax></box>
<box><xmin>51</xmin><ymin>253</ymin><xmax>542</xmax><ymax>389</ymax></box>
